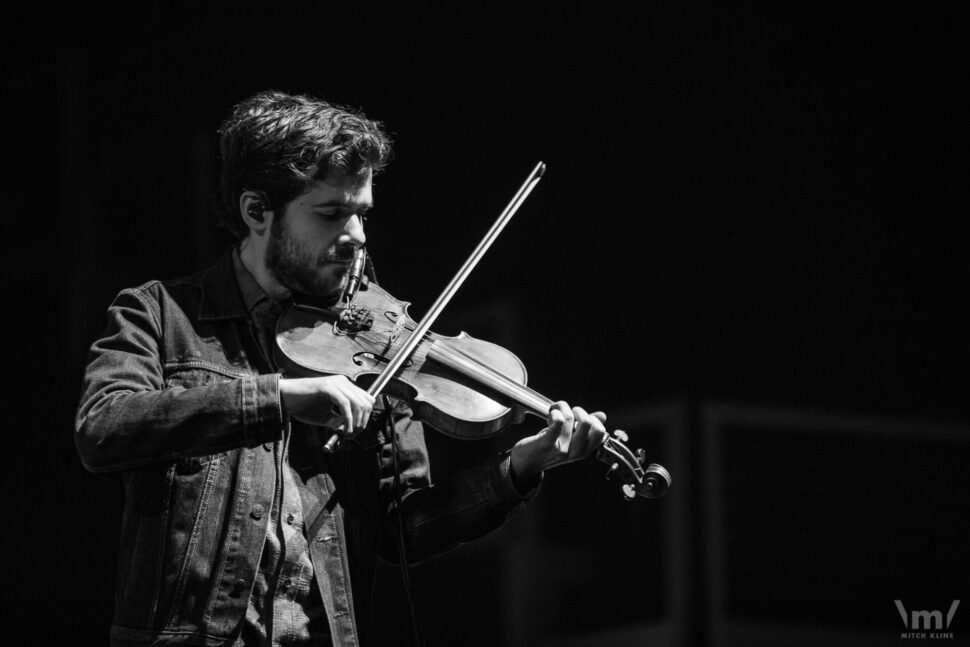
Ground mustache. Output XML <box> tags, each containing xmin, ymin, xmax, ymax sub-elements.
<box><xmin>324</xmin><ymin>246</ymin><xmax>359</xmax><ymax>263</ymax></box>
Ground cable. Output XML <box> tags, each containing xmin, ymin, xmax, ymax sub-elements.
<box><xmin>369</xmin><ymin>257</ymin><xmax>423</xmax><ymax>645</ymax></box>
<box><xmin>384</xmin><ymin>394</ymin><xmax>425</xmax><ymax>647</ymax></box>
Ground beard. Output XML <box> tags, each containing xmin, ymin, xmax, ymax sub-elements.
<box><xmin>265</xmin><ymin>217</ymin><xmax>349</xmax><ymax>301</ymax></box>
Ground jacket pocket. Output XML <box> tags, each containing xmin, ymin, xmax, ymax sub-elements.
<box><xmin>162</xmin><ymin>451</ymin><xmax>231</xmax><ymax>630</ymax></box>
<box><xmin>163</xmin><ymin>362</ymin><xmax>251</xmax><ymax>468</ymax></box>
<box><xmin>163</xmin><ymin>361</ymin><xmax>251</xmax><ymax>388</ymax></box>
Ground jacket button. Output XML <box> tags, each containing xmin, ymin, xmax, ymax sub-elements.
<box><xmin>250</xmin><ymin>505</ymin><xmax>264</xmax><ymax>520</ymax></box>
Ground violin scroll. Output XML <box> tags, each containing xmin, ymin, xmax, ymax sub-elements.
<box><xmin>636</xmin><ymin>463</ymin><xmax>672</xmax><ymax>499</ymax></box>
<box><xmin>598</xmin><ymin>430</ymin><xmax>671</xmax><ymax>500</ymax></box>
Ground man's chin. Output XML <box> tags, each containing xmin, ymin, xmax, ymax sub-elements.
<box><xmin>300</xmin><ymin>279</ymin><xmax>343</xmax><ymax>299</ymax></box>
<box><xmin>306</xmin><ymin>270</ymin><xmax>348</xmax><ymax>301</ymax></box>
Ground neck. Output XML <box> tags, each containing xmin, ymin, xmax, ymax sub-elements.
<box><xmin>238</xmin><ymin>236</ymin><xmax>291</xmax><ymax>302</ymax></box>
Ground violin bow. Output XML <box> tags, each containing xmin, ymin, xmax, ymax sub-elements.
<box><xmin>322</xmin><ymin>161</ymin><xmax>546</xmax><ymax>451</ymax></box>
<box><xmin>320</xmin><ymin>162</ymin><xmax>671</xmax><ymax>500</ymax></box>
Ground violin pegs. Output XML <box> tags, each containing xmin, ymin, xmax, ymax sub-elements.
<box><xmin>605</xmin><ymin>462</ymin><xmax>619</xmax><ymax>480</ymax></box>
<box><xmin>612</xmin><ymin>429</ymin><xmax>629</xmax><ymax>443</ymax></box>
<box><xmin>636</xmin><ymin>448</ymin><xmax>647</xmax><ymax>465</ymax></box>
<box><xmin>622</xmin><ymin>484</ymin><xmax>636</xmax><ymax>500</ymax></box>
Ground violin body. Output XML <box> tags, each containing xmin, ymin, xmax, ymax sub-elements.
<box><xmin>276</xmin><ymin>279</ymin><xmax>670</xmax><ymax>499</ymax></box>
<box><xmin>275</xmin><ymin>281</ymin><xmax>532</xmax><ymax>440</ymax></box>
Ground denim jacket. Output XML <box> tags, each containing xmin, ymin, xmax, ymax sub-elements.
<box><xmin>75</xmin><ymin>251</ymin><xmax>533</xmax><ymax>646</ymax></box>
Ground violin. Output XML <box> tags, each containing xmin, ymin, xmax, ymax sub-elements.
<box><xmin>274</xmin><ymin>163</ymin><xmax>671</xmax><ymax>501</ymax></box>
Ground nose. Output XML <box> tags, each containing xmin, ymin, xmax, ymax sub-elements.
<box><xmin>340</xmin><ymin>214</ymin><xmax>366</xmax><ymax>247</ymax></box>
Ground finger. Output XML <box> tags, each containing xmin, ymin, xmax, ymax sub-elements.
<box><xmin>544</xmin><ymin>405</ymin><xmax>567</xmax><ymax>438</ymax></box>
<box><xmin>347</xmin><ymin>396</ymin><xmax>363</xmax><ymax>432</ymax></box>
<box><xmin>343</xmin><ymin>385</ymin><xmax>361</xmax><ymax>430</ymax></box>
<box><xmin>554</xmin><ymin>401</ymin><xmax>574</xmax><ymax>433</ymax></box>
<box><xmin>560</xmin><ymin>402</ymin><xmax>575</xmax><ymax>430</ymax></box>
<box><xmin>588</xmin><ymin>411</ymin><xmax>608</xmax><ymax>449</ymax></box>
<box><xmin>570</xmin><ymin>407</ymin><xmax>591</xmax><ymax>458</ymax></box>
<box><xmin>353</xmin><ymin>392</ymin><xmax>375</xmax><ymax>431</ymax></box>
<box><xmin>547</xmin><ymin>402</ymin><xmax>574</xmax><ymax>451</ymax></box>
<box><xmin>360</xmin><ymin>401</ymin><xmax>373</xmax><ymax>431</ymax></box>
<box><xmin>586</xmin><ymin>413</ymin><xmax>608</xmax><ymax>453</ymax></box>
<box><xmin>569</xmin><ymin>408</ymin><xmax>610</xmax><ymax>458</ymax></box>
<box><xmin>336</xmin><ymin>377</ymin><xmax>372</xmax><ymax>431</ymax></box>
<box><xmin>329</xmin><ymin>392</ymin><xmax>353</xmax><ymax>432</ymax></box>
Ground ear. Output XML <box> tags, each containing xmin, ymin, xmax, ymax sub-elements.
<box><xmin>238</xmin><ymin>190</ymin><xmax>274</xmax><ymax>235</ymax></box>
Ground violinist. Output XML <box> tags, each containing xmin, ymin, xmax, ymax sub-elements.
<box><xmin>75</xmin><ymin>90</ymin><xmax>608</xmax><ymax>647</ymax></box>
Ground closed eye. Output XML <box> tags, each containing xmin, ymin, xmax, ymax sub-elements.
<box><xmin>316</xmin><ymin>211</ymin><xmax>362</xmax><ymax>223</ymax></box>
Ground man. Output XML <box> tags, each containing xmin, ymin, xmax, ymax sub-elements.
<box><xmin>76</xmin><ymin>90</ymin><xmax>607</xmax><ymax>646</ymax></box>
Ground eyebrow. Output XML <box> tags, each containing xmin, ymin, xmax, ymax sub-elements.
<box><xmin>310</xmin><ymin>200</ymin><xmax>373</xmax><ymax>212</ymax></box>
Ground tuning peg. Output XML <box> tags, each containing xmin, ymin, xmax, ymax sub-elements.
<box><xmin>605</xmin><ymin>462</ymin><xmax>619</xmax><ymax>480</ymax></box>
<box><xmin>622</xmin><ymin>484</ymin><xmax>636</xmax><ymax>500</ymax></box>
<box><xmin>636</xmin><ymin>448</ymin><xmax>647</xmax><ymax>465</ymax></box>
<box><xmin>612</xmin><ymin>429</ymin><xmax>629</xmax><ymax>443</ymax></box>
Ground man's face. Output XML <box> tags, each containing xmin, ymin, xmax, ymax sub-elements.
<box><xmin>265</xmin><ymin>170</ymin><xmax>372</xmax><ymax>300</ymax></box>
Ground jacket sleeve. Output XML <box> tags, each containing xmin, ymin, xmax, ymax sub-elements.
<box><xmin>377</xmin><ymin>401</ymin><xmax>540</xmax><ymax>563</ymax></box>
<box><xmin>75</xmin><ymin>285</ymin><xmax>285</xmax><ymax>474</ymax></box>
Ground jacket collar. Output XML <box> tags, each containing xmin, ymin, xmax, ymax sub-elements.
<box><xmin>198</xmin><ymin>248</ymin><xmax>250</xmax><ymax>321</ymax></box>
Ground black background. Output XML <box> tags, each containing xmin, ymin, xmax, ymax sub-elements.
<box><xmin>3</xmin><ymin>4</ymin><xmax>967</xmax><ymax>645</ymax></box>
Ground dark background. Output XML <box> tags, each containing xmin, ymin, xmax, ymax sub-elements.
<box><xmin>3</xmin><ymin>4</ymin><xmax>967</xmax><ymax>645</ymax></box>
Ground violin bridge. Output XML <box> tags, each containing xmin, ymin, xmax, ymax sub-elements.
<box><xmin>388</xmin><ymin>313</ymin><xmax>406</xmax><ymax>342</ymax></box>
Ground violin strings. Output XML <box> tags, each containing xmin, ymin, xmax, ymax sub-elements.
<box><xmin>318</xmin><ymin>316</ymin><xmax>549</xmax><ymax>409</ymax></box>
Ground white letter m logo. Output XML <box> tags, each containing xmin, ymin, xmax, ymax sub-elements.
<box><xmin>895</xmin><ymin>600</ymin><xmax>960</xmax><ymax>630</ymax></box>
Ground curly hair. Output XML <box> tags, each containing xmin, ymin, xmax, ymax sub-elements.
<box><xmin>217</xmin><ymin>90</ymin><xmax>392</xmax><ymax>239</ymax></box>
